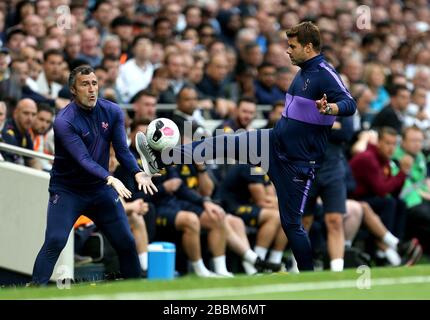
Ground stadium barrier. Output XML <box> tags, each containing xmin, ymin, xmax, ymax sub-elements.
<box><xmin>0</xmin><ymin>144</ymin><xmax>73</xmax><ymax>283</ymax></box>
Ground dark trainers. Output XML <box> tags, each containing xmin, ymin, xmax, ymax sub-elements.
<box><xmin>135</xmin><ymin>131</ymin><xmax>161</xmax><ymax>176</ymax></box>
<box><xmin>398</xmin><ymin>238</ymin><xmax>418</xmax><ymax>257</ymax></box>
<box><xmin>399</xmin><ymin>238</ymin><xmax>423</xmax><ymax>266</ymax></box>
<box><xmin>253</xmin><ymin>258</ymin><xmax>282</xmax><ymax>273</ymax></box>
<box><xmin>254</xmin><ymin>257</ymin><xmax>267</xmax><ymax>273</ymax></box>
<box><xmin>264</xmin><ymin>261</ymin><xmax>282</xmax><ymax>273</ymax></box>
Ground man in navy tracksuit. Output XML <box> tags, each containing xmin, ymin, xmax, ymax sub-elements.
<box><xmin>137</xmin><ymin>22</ymin><xmax>356</xmax><ymax>271</ymax></box>
<box><xmin>31</xmin><ymin>66</ymin><xmax>157</xmax><ymax>285</ymax></box>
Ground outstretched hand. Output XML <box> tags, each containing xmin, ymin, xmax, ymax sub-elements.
<box><xmin>107</xmin><ymin>176</ymin><xmax>132</xmax><ymax>199</ymax></box>
<box><xmin>315</xmin><ymin>93</ymin><xmax>328</xmax><ymax>114</ymax></box>
<box><xmin>135</xmin><ymin>171</ymin><xmax>160</xmax><ymax>195</ymax></box>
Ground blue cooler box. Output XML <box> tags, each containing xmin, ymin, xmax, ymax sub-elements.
<box><xmin>148</xmin><ymin>242</ymin><xmax>176</xmax><ymax>280</ymax></box>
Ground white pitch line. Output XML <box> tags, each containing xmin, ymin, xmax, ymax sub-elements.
<box><xmin>56</xmin><ymin>275</ymin><xmax>430</xmax><ymax>300</ymax></box>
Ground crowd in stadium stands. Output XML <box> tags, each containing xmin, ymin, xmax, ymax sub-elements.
<box><xmin>1</xmin><ymin>0</ymin><xmax>430</xmax><ymax>278</ymax></box>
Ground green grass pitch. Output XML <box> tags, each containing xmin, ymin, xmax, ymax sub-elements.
<box><xmin>1</xmin><ymin>265</ymin><xmax>430</xmax><ymax>300</ymax></box>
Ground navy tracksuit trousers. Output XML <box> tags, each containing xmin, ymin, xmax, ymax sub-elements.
<box><xmin>32</xmin><ymin>184</ymin><xmax>141</xmax><ymax>284</ymax></box>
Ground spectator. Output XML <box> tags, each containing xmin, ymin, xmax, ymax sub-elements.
<box><xmin>64</xmin><ymin>34</ymin><xmax>81</xmax><ymax>64</ymax></box>
<box><xmin>263</xmin><ymin>100</ymin><xmax>284</xmax><ymax>129</ymax></box>
<box><xmin>265</xmin><ymin>42</ymin><xmax>290</xmax><ymax>69</ymax></box>
<box><xmin>364</xmin><ymin>63</ymin><xmax>390</xmax><ymax>113</ymax></box>
<box><xmin>110</xmin><ymin>16</ymin><xmax>134</xmax><ymax>57</ymax></box>
<box><xmin>152</xmin><ymin>17</ymin><xmax>173</xmax><ymax>46</ymax></box>
<box><xmin>46</xmin><ymin>25</ymin><xmax>66</xmax><ymax>49</ymax></box>
<box><xmin>176</xmin><ymin>151</ymin><xmax>261</xmax><ymax>275</ymax></box>
<box><xmin>100</xmin><ymin>55</ymin><xmax>122</xmax><ymax>102</ymax></box>
<box><xmin>130</xmin><ymin>89</ymin><xmax>157</xmax><ymax>122</ymax></box>
<box><xmin>35</xmin><ymin>0</ymin><xmax>50</xmax><ymax>20</ymax></box>
<box><xmin>0</xmin><ymin>47</ymin><xmax>10</xmax><ymax>81</ymax></box>
<box><xmin>350</xmin><ymin>127</ymin><xmax>412</xmax><ymax>243</ymax></box>
<box><xmin>29</xmin><ymin>103</ymin><xmax>53</xmax><ymax>171</ymax></box>
<box><xmin>341</xmin><ymin>56</ymin><xmax>364</xmax><ymax>86</ymax></box>
<box><xmin>187</xmin><ymin>56</ymin><xmax>205</xmax><ymax>86</ymax></box>
<box><xmin>351</xmin><ymin>84</ymin><xmax>375</xmax><ymax>133</ymax></box>
<box><xmin>392</xmin><ymin>126</ymin><xmax>430</xmax><ymax>250</ymax></box>
<box><xmin>158</xmin><ymin>52</ymin><xmax>186</xmax><ymax>103</ymax></box>
<box><xmin>22</xmin><ymin>14</ymin><xmax>45</xmax><ymax>41</ymax></box>
<box><xmin>220</xmin><ymin>163</ymin><xmax>288</xmax><ymax>271</ymax></box>
<box><xmin>147</xmin><ymin>67</ymin><xmax>169</xmax><ymax>98</ymax></box>
<box><xmin>20</xmin><ymin>46</ymin><xmax>41</xmax><ymax>89</ymax></box>
<box><xmin>171</xmin><ymin>85</ymin><xmax>210</xmax><ymax>139</ymax></box>
<box><xmin>214</xmin><ymin>96</ymin><xmax>256</xmax><ymax>135</ymax></box>
<box><xmin>181</xmin><ymin>27</ymin><xmax>200</xmax><ymax>48</ymax></box>
<box><xmin>276</xmin><ymin>67</ymin><xmax>295</xmax><ymax>94</ymax></box>
<box><xmin>184</xmin><ymin>4</ymin><xmax>202</xmax><ymax>29</ymax></box>
<box><xmin>198</xmin><ymin>23</ymin><xmax>217</xmax><ymax>49</ymax></box>
<box><xmin>0</xmin><ymin>58</ymin><xmax>60</xmax><ymax>109</ymax></box>
<box><xmin>91</xmin><ymin>0</ymin><xmax>115</xmax><ymax>41</ymax></box>
<box><xmin>5</xmin><ymin>28</ymin><xmax>26</xmax><ymax>59</ymax></box>
<box><xmin>1</xmin><ymin>98</ymin><xmax>37</xmax><ymax>167</ymax></box>
<box><xmin>239</xmin><ymin>42</ymin><xmax>264</xmax><ymax>74</ymax></box>
<box><xmin>35</xmin><ymin>49</ymin><xmax>64</xmax><ymax>99</ymax></box>
<box><xmin>101</xmin><ymin>34</ymin><xmax>121</xmax><ymax>59</ymax></box>
<box><xmin>217</xmin><ymin>7</ymin><xmax>241</xmax><ymax>49</ymax></box>
<box><xmin>0</xmin><ymin>100</ymin><xmax>6</xmax><ymax>132</ymax></box>
<box><xmin>372</xmin><ymin>85</ymin><xmax>411</xmax><ymax>134</ymax></box>
<box><xmin>117</xmin><ymin>36</ymin><xmax>154</xmax><ymax>103</ymax></box>
<box><xmin>235</xmin><ymin>28</ymin><xmax>258</xmax><ymax>55</ymax></box>
<box><xmin>196</xmin><ymin>53</ymin><xmax>230</xmax><ymax>100</ymax></box>
<box><xmin>404</xmin><ymin>87</ymin><xmax>430</xmax><ymax>151</ymax></box>
<box><xmin>254</xmin><ymin>63</ymin><xmax>284</xmax><ymax>105</ymax></box>
<box><xmin>162</xmin><ymin>3</ymin><xmax>186</xmax><ymax>34</ymax></box>
<box><xmin>78</xmin><ymin>28</ymin><xmax>102</xmax><ymax>67</ymax></box>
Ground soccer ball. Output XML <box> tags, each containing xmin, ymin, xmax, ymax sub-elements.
<box><xmin>146</xmin><ymin>118</ymin><xmax>180</xmax><ymax>151</ymax></box>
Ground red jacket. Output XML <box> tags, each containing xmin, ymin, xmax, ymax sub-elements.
<box><xmin>349</xmin><ymin>144</ymin><xmax>406</xmax><ymax>199</ymax></box>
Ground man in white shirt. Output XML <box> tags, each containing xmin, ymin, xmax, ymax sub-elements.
<box><xmin>35</xmin><ymin>49</ymin><xmax>64</xmax><ymax>99</ymax></box>
<box><xmin>117</xmin><ymin>36</ymin><xmax>154</xmax><ymax>103</ymax></box>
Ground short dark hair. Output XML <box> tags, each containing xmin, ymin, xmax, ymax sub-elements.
<box><xmin>286</xmin><ymin>21</ymin><xmax>321</xmax><ymax>52</ymax></box>
<box><xmin>111</xmin><ymin>16</ymin><xmax>133</xmax><ymax>29</ymax></box>
<box><xmin>177</xmin><ymin>84</ymin><xmax>197</xmax><ymax>101</ymax></box>
<box><xmin>378</xmin><ymin>126</ymin><xmax>398</xmax><ymax>140</ymax></box>
<box><xmin>258</xmin><ymin>62</ymin><xmax>276</xmax><ymax>72</ymax></box>
<box><xmin>68</xmin><ymin>65</ymin><xmax>95</xmax><ymax>89</ymax></box>
<box><xmin>43</xmin><ymin>49</ymin><xmax>64</xmax><ymax>62</ymax></box>
<box><xmin>153</xmin><ymin>17</ymin><xmax>171</xmax><ymax>29</ymax></box>
<box><xmin>238</xmin><ymin>96</ymin><xmax>257</xmax><ymax>107</ymax></box>
<box><xmin>389</xmin><ymin>84</ymin><xmax>409</xmax><ymax>97</ymax></box>
<box><xmin>6</xmin><ymin>27</ymin><xmax>26</xmax><ymax>43</ymax></box>
<box><xmin>101</xmin><ymin>55</ymin><xmax>119</xmax><ymax>67</ymax></box>
<box><xmin>130</xmin><ymin>89</ymin><xmax>158</xmax><ymax>104</ymax></box>
<box><xmin>93</xmin><ymin>0</ymin><xmax>111</xmax><ymax>12</ymax></box>
<box><xmin>130</xmin><ymin>118</ymin><xmax>151</xmax><ymax>132</ymax></box>
<box><xmin>37</xmin><ymin>103</ymin><xmax>54</xmax><ymax>115</ymax></box>
<box><xmin>132</xmin><ymin>35</ymin><xmax>152</xmax><ymax>48</ymax></box>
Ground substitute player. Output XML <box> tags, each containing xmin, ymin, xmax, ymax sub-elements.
<box><xmin>136</xmin><ymin>22</ymin><xmax>356</xmax><ymax>271</ymax></box>
<box><xmin>31</xmin><ymin>65</ymin><xmax>157</xmax><ymax>285</ymax></box>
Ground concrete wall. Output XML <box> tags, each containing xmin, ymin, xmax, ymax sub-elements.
<box><xmin>0</xmin><ymin>161</ymin><xmax>73</xmax><ymax>281</ymax></box>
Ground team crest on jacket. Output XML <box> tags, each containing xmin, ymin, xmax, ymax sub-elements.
<box><xmin>102</xmin><ymin>122</ymin><xmax>109</xmax><ymax>131</ymax></box>
<box><xmin>302</xmin><ymin>78</ymin><xmax>310</xmax><ymax>91</ymax></box>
